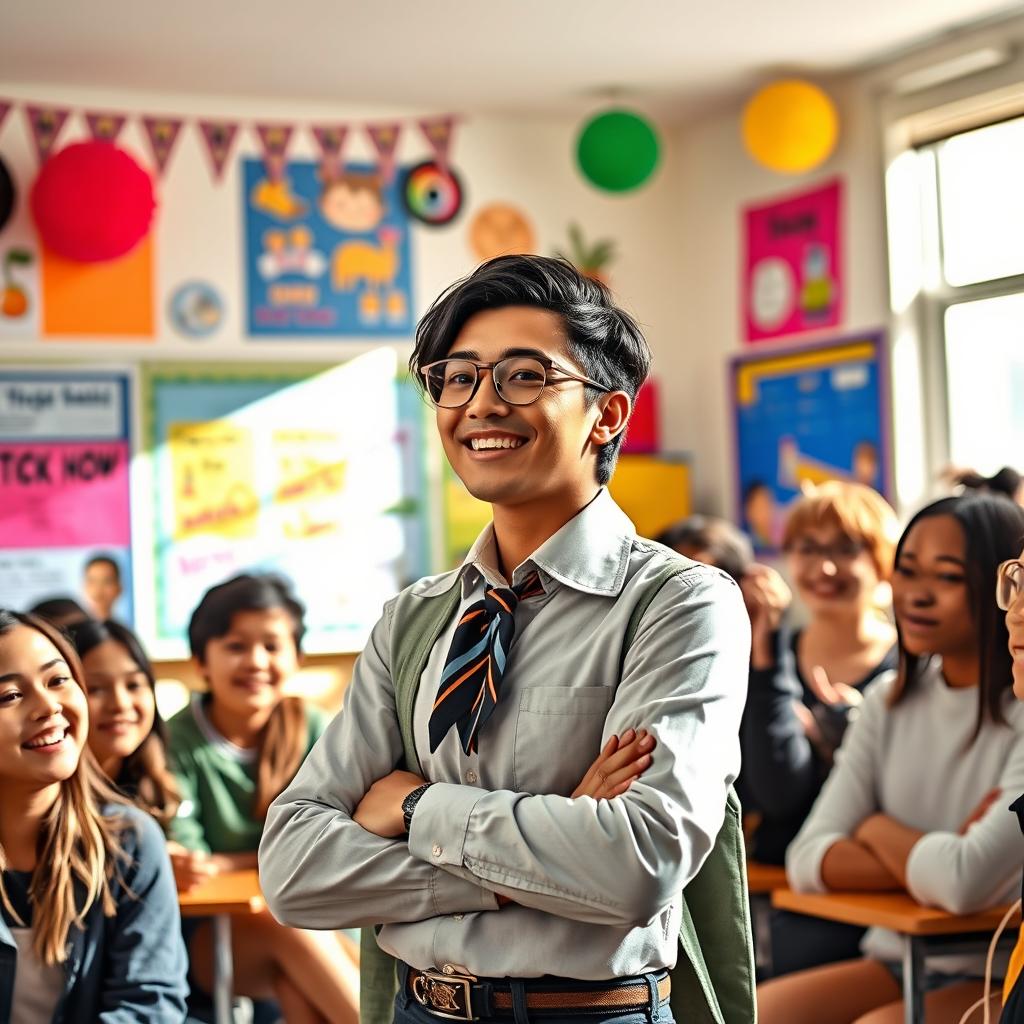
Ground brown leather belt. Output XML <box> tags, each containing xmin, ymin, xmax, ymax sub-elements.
<box><xmin>406</xmin><ymin>967</ymin><xmax>671</xmax><ymax>1020</ymax></box>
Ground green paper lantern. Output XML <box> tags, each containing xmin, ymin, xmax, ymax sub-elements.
<box><xmin>576</xmin><ymin>109</ymin><xmax>660</xmax><ymax>193</ymax></box>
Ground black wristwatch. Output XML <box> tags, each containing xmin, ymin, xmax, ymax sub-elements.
<box><xmin>402</xmin><ymin>783</ymin><xmax>433</xmax><ymax>836</ymax></box>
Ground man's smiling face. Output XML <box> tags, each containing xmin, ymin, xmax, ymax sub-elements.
<box><xmin>436</xmin><ymin>306</ymin><xmax>605</xmax><ymax>511</ymax></box>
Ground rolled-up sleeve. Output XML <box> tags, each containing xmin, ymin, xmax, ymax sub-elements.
<box><xmin>906</xmin><ymin>738</ymin><xmax>1024</xmax><ymax>914</ymax></box>
<box><xmin>259</xmin><ymin>602</ymin><xmax>498</xmax><ymax>929</ymax></box>
<box><xmin>786</xmin><ymin>677</ymin><xmax>891</xmax><ymax>892</ymax></box>
<box><xmin>408</xmin><ymin>570</ymin><xmax>750</xmax><ymax>928</ymax></box>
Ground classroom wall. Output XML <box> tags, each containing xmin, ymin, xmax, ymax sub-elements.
<box><xmin>665</xmin><ymin>11</ymin><xmax>1024</xmax><ymax>521</ymax></box>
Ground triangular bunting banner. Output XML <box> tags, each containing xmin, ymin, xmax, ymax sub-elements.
<box><xmin>366</xmin><ymin>122</ymin><xmax>402</xmax><ymax>183</ymax></box>
<box><xmin>0</xmin><ymin>101</ymin><xmax>14</xmax><ymax>136</ymax></box>
<box><xmin>85</xmin><ymin>111</ymin><xmax>126</xmax><ymax>142</ymax></box>
<box><xmin>25</xmin><ymin>105</ymin><xmax>70</xmax><ymax>164</ymax></box>
<box><xmin>418</xmin><ymin>115</ymin><xmax>457</xmax><ymax>172</ymax></box>
<box><xmin>142</xmin><ymin>116</ymin><xmax>183</xmax><ymax>175</ymax></box>
<box><xmin>311</xmin><ymin>124</ymin><xmax>348</xmax><ymax>181</ymax></box>
<box><xmin>198</xmin><ymin>120</ymin><xmax>239</xmax><ymax>181</ymax></box>
<box><xmin>255</xmin><ymin>122</ymin><xmax>294</xmax><ymax>182</ymax></box>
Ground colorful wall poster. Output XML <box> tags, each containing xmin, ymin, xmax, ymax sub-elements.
<box><xmin>0</xmin><ymin>369</ymin><xmax>134</xmax><ymax>620</ymax></box>
<box><xmin>731</xmin><ymin>333</ymin><xmax>889</xmax><ymax>552</ymax></box>
<box><xmin>608</xmin><ymin>455</ymin><xmax>691</xmax><ymax>540</ymax></box>
<box><xmin>743</xmin><ymin>178</ymin><xmax>843</xmax><ymax>343</ymax></box>
<box><xmin>243</xmin><ymin>158</ymin><xmax>414</xmax><ymax>337</ymax></box>
<box><xmin>143</xmin><ymin>352</ymin><xmax>431</xmax><ymax>656</ymax></box>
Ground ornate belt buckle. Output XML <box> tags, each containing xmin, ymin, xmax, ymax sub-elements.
<box><xmin>412</xmin><ymin>968</ymin><xmax>477</xmax><ymax>1021</ymax></box>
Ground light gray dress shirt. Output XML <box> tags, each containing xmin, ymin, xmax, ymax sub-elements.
<box><xmin>260</xmin><ymin>488</ymin><xmax>749</xmax><ymax>979</ymax></box>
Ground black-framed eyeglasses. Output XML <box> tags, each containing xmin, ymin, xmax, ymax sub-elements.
<box><xmin>419</xmin><ymin>356</ymin><xmax>611</xmax><ymax>409</ymax></box>
<box><xmin>997</xmin><ymin>558</ymin><xmax>1024</xmax><ymax>611</ymax></box>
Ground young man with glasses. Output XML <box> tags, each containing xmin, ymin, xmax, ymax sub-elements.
<box><xmin>259</xmin><ymin>255</ymin><xmax>750</xmax><ymax>1024</ymax></box>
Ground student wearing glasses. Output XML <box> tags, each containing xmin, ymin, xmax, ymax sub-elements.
<box><xmin>741</xmin><ymin>482</ymin><xmax>900</xmax><ymax>973</ymax></box>
<box><xmin>259</xmin><ymin>255</ymin><xmax>751</xmax><ymax>1024</ymax></box>
<box><xmin>997</xmin><ymin>548</ymin><xmax>1024</xmax><ymax>1022</ymax></box>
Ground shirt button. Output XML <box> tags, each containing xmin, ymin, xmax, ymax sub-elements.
<box><xmin>442</xmin><ymin>964</ymin><xmax>456</xmax><ymax>975</ymax></box>
<box><xmin>452</xmin><ymin>914</ymin><xmax>464</xmax><ymax>921</ymax></box>
<box><xmin>465</xmin><ymin>770</ymin><xmax>478</xmax><ymax>784</ymax></box>
<box><xmin>432</xmin><ymin>844</ymin><xmax>443</xmax><ymax>858</ymax></box>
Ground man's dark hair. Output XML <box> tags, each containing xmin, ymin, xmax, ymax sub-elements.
<box><xmin>188</xmin><ymin>572</ymin><xmax>306</xmax><ymax>663</ymax></box>
<box><xmin>410</xmin><ymin>255</ymin><xmax>652</xmax><ymax>486</ymax></box>
<box><xmin>655</xmin><ymin>515</ymin><xmax>754</xmax><ymax>582</ymax></box>
<box><xmin>28</xmin><ymin>596</ymin><xmax>89</xmax><ymax>627</ymax></box>
<box><xmin>85</xmin><ymin>553</ymin><xmax>121</xmax><ymax>583</ymax></box>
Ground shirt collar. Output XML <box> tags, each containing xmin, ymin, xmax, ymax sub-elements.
<box><xmin>441</xmin><ymin>488</ymin><xmax>635</xmax><ymax>599</ymax></box>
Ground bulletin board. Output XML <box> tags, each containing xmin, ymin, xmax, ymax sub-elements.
<box><xmin>0</xmin><ymin>368</ymin><xmax>134</xmax><ymax>620</ymax></box>
<box><xmin>731</xmin><ymin>332</ymin><xmax>890</xmax><ymax>552</ymax></box>
<box><xmin>142</xmin><ymin>352</ymin><xmax>432</xmax><ymax>657</ymax></box>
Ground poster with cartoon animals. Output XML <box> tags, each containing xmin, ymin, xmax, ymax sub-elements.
<box><xmin>243</xmin><ymin>158</ymin><xmax>413</xmax><ymax>337</ymax></box>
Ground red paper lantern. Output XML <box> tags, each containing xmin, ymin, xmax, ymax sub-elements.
<box><xmin>30</xmin><ymin>141</ymin><xmax>156</xmax><ymax>262</ymax></box>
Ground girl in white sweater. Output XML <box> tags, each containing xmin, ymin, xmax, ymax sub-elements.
<box><xmin>758</xmin><ymin>492</ymin><xmax>1024</xmax><ymax>1024</ymax></box>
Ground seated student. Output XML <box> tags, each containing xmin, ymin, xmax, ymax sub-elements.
<box><xmin>70</xmin><ymin>619</ymin><xmax>180</xmax><ymax>829</ymax></box>
<box><xmin>26</xmin><ymin>596</ymin><xmax>89</xmax><ymax>630</ymax></box>
<box><xmin>742</xmin><ymin>481</ymin><xmax>899</xmax><ymax>867</ymax></box>
<box><xmin>0</xmin><ymin>609</ymin><xmax>187</xmax><ymax>1022</ymax></box>
<box><xmin>997</xmin><ymin>549</ymin><xmax>1024</xmax><ymax>1022</ymax></box>
<box><xmin>166</xmin><ymin>573</ymin><xmax>359</xmax><ymax>1024</ymax></box>
<box><xmin>757</xmin><ymin>493</ymin><xmax>1024</xmax><ymax>1024</ymax></box>
<box><xmin>656</xmin><ymin>513</ymin><xmax>754</xmax><ymax>582</ymax></box>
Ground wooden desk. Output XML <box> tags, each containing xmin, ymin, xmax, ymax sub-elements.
<box><xmin>746</xmin><ymin>862</ymin><xmax>789</xmax><ymax>975</ymax></box>
<box><xmin>179</xmin><ymin>869</ymin><xmax>265</xmax><ymax>1024</ymax></box>
<box><xmin>774</xmin><ymin>889</ymin><xmax>1018</xmax><ymax>1024</ymax></box>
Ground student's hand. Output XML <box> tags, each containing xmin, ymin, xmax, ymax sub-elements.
<box><xmin>959</xmin><ymin>788</ymin><xmax>1002</xmax><ymax>835</ymax></box>
<box><xmin>571</xmin><ymin>729</ymin><xmax>656</xmax><ymax>800</ymax></box>
<box><xmin>740</xmin><ymin>564</ymin><xmax>791</xmax><ymax>667</ymax></box>
<box><xmin>167</xmin><ymin>842</ymin><xmax>216</xmax><ymax>893</ymax></box>
<box><xmin>353</xmin><ymin>769</ymin><xmax>427</xmax><ymax>838</ymax></box>
<box><xmin>806</xmin><ymin>665</ymin><xmax>863</xmax><ymax>709</ymax></box>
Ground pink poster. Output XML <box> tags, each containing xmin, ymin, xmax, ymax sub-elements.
<box><xmin>0</xmin><ymin>441</ymin><xmax>131</xmax><ymax>548</ymax></box>
<box><xmin>743</xmin><ymin>178</ymin><xmax>843</xmax><ymax>343</ymax></box>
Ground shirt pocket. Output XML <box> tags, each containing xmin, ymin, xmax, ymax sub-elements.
<box><xmin>513</xmin><ymin>686</ymin><xmax>614</xmax><ymax>796</ymax></box>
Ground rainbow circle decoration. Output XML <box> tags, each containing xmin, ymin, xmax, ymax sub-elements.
<box><xmin>402</xmin><ymin>160</ymin><xmax>464</xmax><ymax>226</ymax></box>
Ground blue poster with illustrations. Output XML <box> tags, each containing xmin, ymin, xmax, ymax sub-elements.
<box><xmin>243</xmin><ymin>158</ymin><xmax>414</xmax><ymax>337</ymax></box>
<box><xmin>730</xmin><ymin>333</ymin><xmax>889</xmax><ymax>552</ymax></box>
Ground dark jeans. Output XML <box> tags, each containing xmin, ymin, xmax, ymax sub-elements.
<box><xmin>393</xmin><ymin>964</ymin><xmax>676</xmax><ymax>1024</ymax></box>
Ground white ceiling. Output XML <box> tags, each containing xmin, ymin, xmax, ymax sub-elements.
<box><xmin>2</xmin><ymin>0</ymin><xmax>1022</xmax><ymax>120</ymax></box>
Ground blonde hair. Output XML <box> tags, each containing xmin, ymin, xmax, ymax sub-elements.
<box><xmin>0</xmin><ymin>612</ymin><xmax>129</xmax><ymax>966</ymax></box>
<box><xmin>782</xmin><ymin>481</ymin><xmax>900</xmax><ymax>580</ymax></box>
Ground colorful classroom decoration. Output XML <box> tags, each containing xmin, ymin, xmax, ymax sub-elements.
<box><xmin>143</xmin><ymin>352</ymin><xmax>431</xmax><ymax>656</ymax></box>
<box><xmin>84</xmin><ymin>111</ymin><xmax>126</xmax><ymax>143</ymax></box>
<box><xmin>255</xmin><ymin>122</ymin><xmax>294</xmax><ymax>181</ymax></box>
<box><xmin>0</xmin><ymin>368</ymin><xmax>134</xmax><ymax>622</ymax></box>
<box><xmin>743</xmin><ymin>178</ymin><xmax>843</xmax><ymax>342</ymax></box>
<box><xmin>2</xmin><ymin>249</ymin><xmax>34</xmax><ymax>319</ymax></box>
<box><xmin>30</xmin><ymin>141</ymin><xmax>156</xmax><ymax>262</ymax></box>
<box><xmin>468</xmin><ymin>203</ymin><xmax>537</xmax><ymax>262</ymax></box>
<box><xmin>366</xmin><ymin>123</ymin><xmax>403</xmax><ymax>184</ymax></box>
<box><xmin>742</xmin><ymin>79</ymin><xmax>838</xmax><ymax>175</ymax></box>
<box><xmin>620</xmin><ymin>378</ymin><xmax>660</xmax><ymax>455</ymax></box>
<box><xmin>418</xmin><ymin>115</ymin><xmax>458</xmax><ymax>172</ymax></box>
<box><xmin>554</xmin><ymin>221</ymin><xmax>617</xmax><ymax>285</ymax></box>
<box><xmin>403</xmin><ymin>160</ymin><xmax>464</xmax><ymax>226</ymax></box>
<box><xmin>731</xmin><ymin>332</ymin><xmax>889</xmax><ymax>552</ymax></box>
<box><xmin>311</xmin><ymin>124</ymin><xmax>349</xmax><ymax>180</ymax></box>
<box><xmin>24</xmin><ymin>105</ymin><xmax>70</xmax><ymax>164</ymax></box>
<box><xmin>168</xmin><ymin>280</ymin><xmax>224</xmax><ymax>338</ymax></box>
<box><xmin>575</xmin><ymin>108</ymin><xmax>660</xmax><ymax>193</ymax></box>
<box><xmin>198</xmin><ymin>119</ymin><xmax>240</xmax><ymax>181</ymax></box>
<box><xmin>142</xmin><ymin>116</ymin><xmax>183</xmax><ymax>176</ymax></box>
<box><xmin>0</xmin><ymin>156</ymin><xmax>14</xmax><ymax>233</ymax></box>
<box><xmin>244</xmin><ymin>157</ymin><xmax>413</xmax><ymax>336</ymax></box>
<box><xmin>608</xmin><ymin>455</ymin><xmax>691</xmax><ymax>540</ymax></box>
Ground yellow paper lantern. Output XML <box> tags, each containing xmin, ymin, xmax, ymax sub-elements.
<box><xmin>742</xmin><ymin>79</ymin><xmax>838</xmax><ymax>174</ymax></box>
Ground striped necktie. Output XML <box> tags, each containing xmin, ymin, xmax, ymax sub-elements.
<box><xmin>429</xmin><ymin>570</ymin><xmax>545</xmax><ymax>755</ymax></box>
